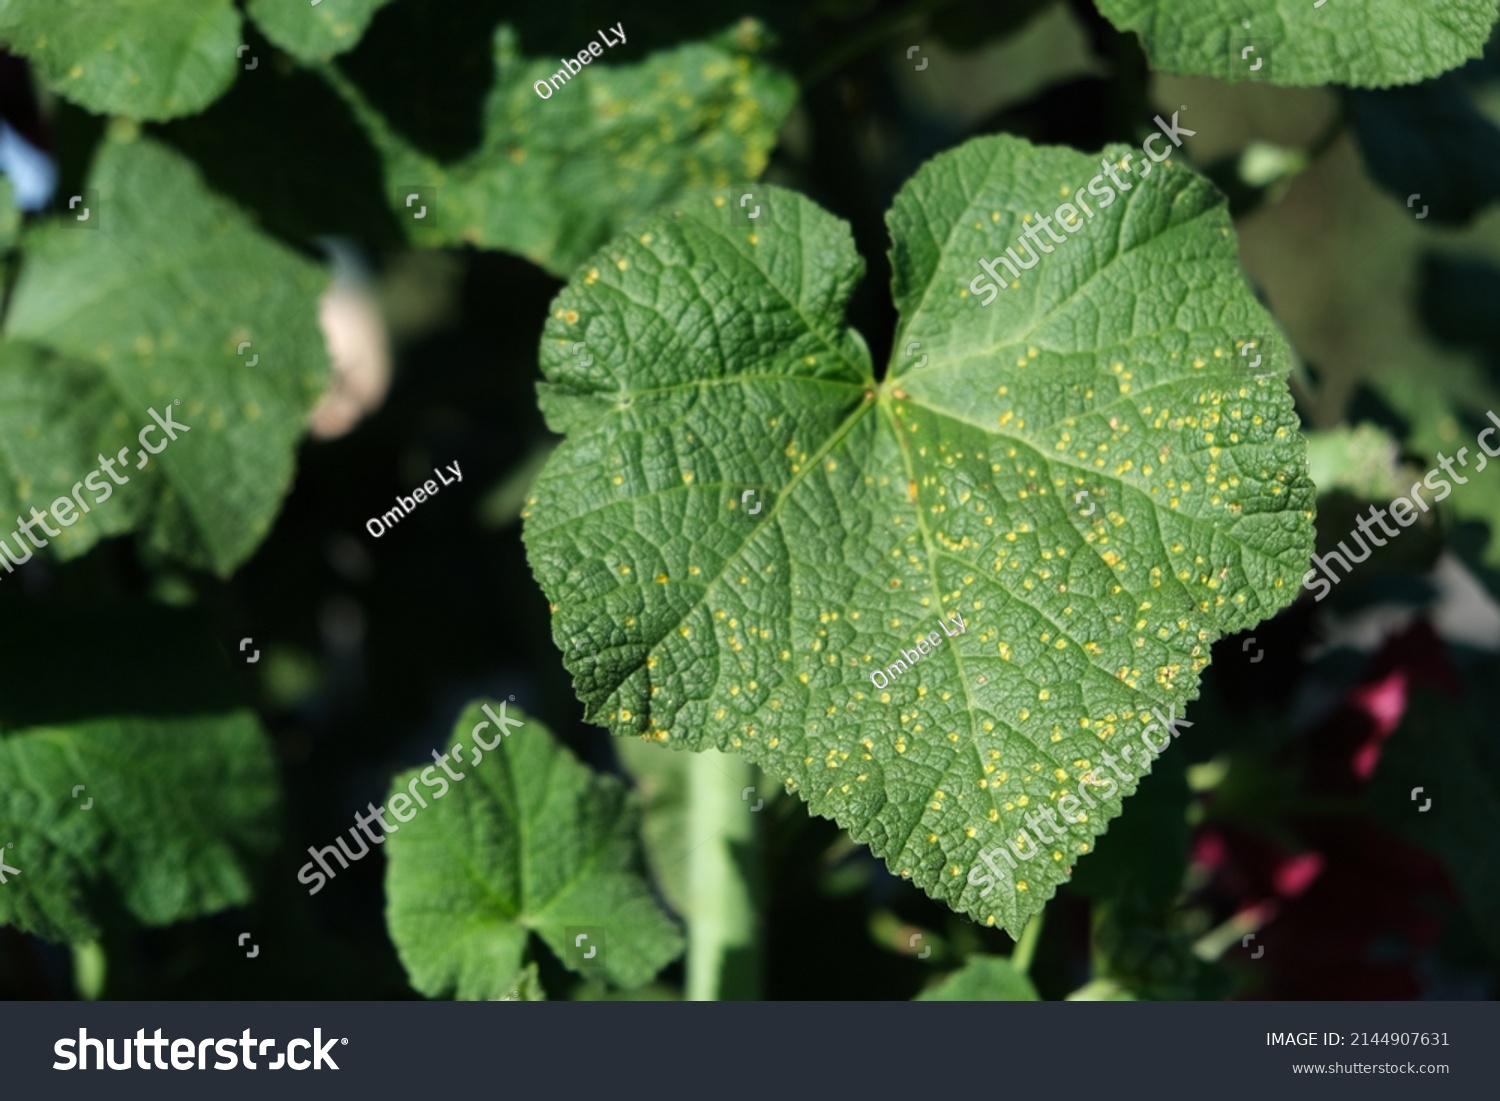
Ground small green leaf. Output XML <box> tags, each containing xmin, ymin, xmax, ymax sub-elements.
<box><xmin>0</xmin><ymin>0</ymin><xmax>240</xmax><ymax>120</ymax></box>
<box><xmin>1373</xmin><ymin>367</ymin><xmax>1500</xmax><ymax>570</ymax></box>
<box><xmin>1066</xmin><ymin>977</ymin><xmax>1138</xmax><ymax>1000</ymax></box>
<box><xmin>326</xmin><ymin>21</ymin><xmax>796</xmax><ymax>275</ymax></box>
<box><xmin>384</xmin><ymin>703</ymin><xmax>683</xmax><ymax>1000</ymax></box>
<box><xmin>508</xmin><ymin>961</ymin><xmax>548</xmax><ymax>1001</ymax></box>
<box><xmin>524</xmin><ymin>134</ymin><xmax>1314</xmax><ymax>936</ymax></box>
<box><xmin>1095</xmin><ymin>0</ymin><xmax>1500</xmax><ymax>88</ymax></box>
<box><xmin>915</xmin><ymin>955</ymin><xmax>1040</xmax><ymax>1000</ymax></box>
<box><xmin>1304</xmin><ymin>424</ymin><xmax>1409</xmax><ymax>502</ymax></box>
<box><xmin>1</xmin><ymin>134</ymin><xmax>329</xmax><ymax>575</ymax></box>
<box><xmin>0</xmin><ymin>712</ymin><xmax>278</xmax><ymax>943</ymax></box>
<box><xmin>247</xmin><ymin>0</ymin><xmax>395</xmax><ymax>63</ymax></box>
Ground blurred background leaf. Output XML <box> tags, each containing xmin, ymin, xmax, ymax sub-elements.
<box><xmin>0</xmin><ymin>0</ymin><xmax>241</xmax><ymax>120</ymax></box>
<box><xmin>247</xmin><ymin>0</ymin><xmax>397</xmax><ymax>64</ymax></box>
<box><xmin>1</xmin><ymin>133</ymin><xmax>329</xmax><ymax>574</ymax></box>
<box><xmin>0</xmin><ymin>603</ymin><xmax>278</xmax><ymax>944</ymax></box>
<box><xmin>324</xmin><ymin>20</ymin><xmax>798</xmax><ymax>275</ymax></box>
<box><xmin>1095</xmin><ymin>0</ymin><xmax>1499</xmax><ymax>88</ymax></box>
<box><xmin>914</xmin><ymin>954</ymin><xmax>1039</xmax><ymax>1000</ymax></box>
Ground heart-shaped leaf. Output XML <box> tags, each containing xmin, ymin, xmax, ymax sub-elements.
<box><xmin>0</xmin><ymin>0</ymin><xmax>241</xmax><ymax>120</ymax></box>
<box><xmin>523</xmin><ymin>133</ymin><xmax>1314</xmax><ymax>935</ymax></box>
<box><xmin>1095</xmin><ymin>0</ymin><xmax>1499</xmax><ymax>88</ymax></box>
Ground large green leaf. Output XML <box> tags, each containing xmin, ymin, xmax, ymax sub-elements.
<box><xmin>324</xmin><ymin>21</ymin><xmax>796</xmax><ymax>276</ymax></box>
<box><xmin>0</xmin><ymin>713</ymin><xmax>277</xmax><ymax>942</ymax></box>
<box><xmin>523</xmin><ymin>134</ymin><xmax>1315</xmax><ymax>936</ymax></box>
<box><xmin>0</xmin><ymin>0</ymin><xmax>240</xmax><ymax>120</ymax></box>
<box><xmin>383</xmin><ymin>703</ymin><xmax>683</xmax><ymax>1000</ymax></box>
<box><xmin>1095</xmin><ymin>0</ymin><xmax>1499</xmax><ymax>88</ymax></box>
<box><xmin>247</xmin><ymin>0</ymin><xmax>396</xmax><ymax>63</ymax></box>
<box><xmin>1</xmin><ymin>133</ymin><xmax>329</xmax><ymax>575</ymax></box>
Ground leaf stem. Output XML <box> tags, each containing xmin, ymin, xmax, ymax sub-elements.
<box><xmin>1192</xmin><ymin>905</ymin><xmax>1270</xmax><ymax>962</ymax></box>
<box><xmin>1011</xmin><ymin>911</ymin><xmax>1043</xmax><ymax>975</ymax></box>
<box><xmin>309</xmin><ymin>60</ymin><xmax>422</xmax><ymax>170</ymax></box>
<box><xmin>685</xmin><ymin>749</ymin><xmax>761</xmax><ymax>1000</ymax></box>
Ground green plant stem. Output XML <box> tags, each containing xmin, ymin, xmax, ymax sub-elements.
<box><xmin>310</xmin><ymin>61</ymin><xmax>414</xmax><ymax>167</ymax></box>
<box><xmin>1193</xmin><ymin>906</ymin><xmax>1269</xmax><ymax>962</ymax></box>
<box><xmin>71</xmin><ymin>940</ymin><xmax>106</xmax><ymax>1000</ymax></box>
<box><xmin>1011</xmin><ymin>911</ymin><xmax>1043</xmax><ymax>975</ymax></box>
<box><xmin>685</xmin><ymin>749</ymin><xmax>760</xmax><ymax>1000</ymax></box>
